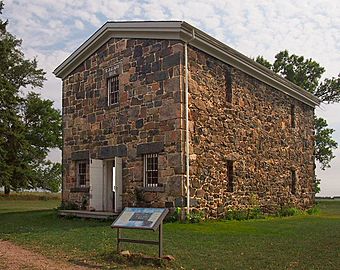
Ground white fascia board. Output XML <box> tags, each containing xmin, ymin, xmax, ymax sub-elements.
<box><xmin>54</xmin><ymin>21</ymin><xmax>320</xmax><ymax>107</ymax></box>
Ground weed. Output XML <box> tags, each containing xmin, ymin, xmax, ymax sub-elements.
<box><xmin>276</xmin><ymin>206</ymin><xmax>302</xmax><ymax>217</ymax></box>
<box><xmin>306</xmin><ymin>205</ymin><xmax>320</xmax><ymax>215</ymax></box>
<box><xmin>165</xmin><ymin>207</ymin><xmax>182</xmax><ymax>223</ymax></box>
<box><xmin>186</xmin><ymin>210</ymin><xmax>205</xmax><ymax>223</ymax></box>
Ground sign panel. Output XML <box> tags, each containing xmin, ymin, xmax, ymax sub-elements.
<box><xmin>104</xmin><ymin>62</ymin><xmax>123</xmax><ymax>78</ymax></box>
<box><xmin>111</xmin><ymin>207</ymin><xmax>169</xmax><ymax>231</ymax></box>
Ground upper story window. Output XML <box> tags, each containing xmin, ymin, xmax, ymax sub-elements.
<box><xmin>290</xmin><ymin>104</ymin><xmax>295</xmax><ymax>128</ymax></box>
<box><xmin>77</xmin><ymin>161</ymin><xmax>87</xmax><ymax>187</ymax></box>
<box><xmin>226</xmin><ymin>67</ymin><xmax>232</xmax><ymax>104</ymax></box>
<box><xmin>108</xmin><ymin>76</ymin><xmax>119</xmax><ymax>106</ymax></box>
<box><xmin>144</xmin><ymin>154</ymin><xmax>159</xmax><ymax>187</ymax></box>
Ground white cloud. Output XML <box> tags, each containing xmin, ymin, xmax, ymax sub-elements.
<box><xmin>3</xmin><ymin>0</ymin><xmax>340</xmax><ymax>195</ymax></box>
<box><xmin>74</xmin><ymin>20</ymin><xmax>85</xmax><ymax>30</ymax></box>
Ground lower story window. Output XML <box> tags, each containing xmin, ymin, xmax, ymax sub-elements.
<box><xmin>291</xmin><ymin>169</ymin><xmax>297</xmax><ymax>195</ymax></box>
<box><xmin>144</xmin><ymin>154</ymin><xmax>158</xmax><ymax>187</ymax></box>
<box><xmin>227</xmin><ymin>160</ymin><xmax>234</xmax><ymax>192</ymax></box>
<box><xmin>77</xmin><ymin>161</ymin><xmax>87</xmax><ymax>187</ymax></box>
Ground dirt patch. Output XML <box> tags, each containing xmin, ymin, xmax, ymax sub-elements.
<box><xmin>0</xmin><ymin>240</ymin><xmax>96</xmax><ymax>270</ymax></box>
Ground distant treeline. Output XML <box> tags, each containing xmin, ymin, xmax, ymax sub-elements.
<box><xmin>316</xmin><ymin>196</ymin><xmax>340</xmax><ymax>200</ymax></box>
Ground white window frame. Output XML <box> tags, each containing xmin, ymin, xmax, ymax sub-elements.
<box><xmin>143</xmin><ymin>154</ymin><xmax>159</xmax><ymax>187</ymax></box>
<box><xmin>77</xmin><ymin>161</ymin><xmax>87</xmax><ymax>187</ymax></box>
<box><xmin>107</xmin><ymin>75</ymin><xmax>119</xmax><ymax>106</ymax></box>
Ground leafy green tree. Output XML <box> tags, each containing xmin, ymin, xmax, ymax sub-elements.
<box><xmin>0</xmin><ymin>1</ymin><xmax>62</xmax><ymax>194</ymax></box>
<box><xmin>255</xmin><ymin>50</ymin><xmax>338</xmax><ymax>172</ymax></box>
<box><xmin>31</xmin><ymin>161</ymin><xmax>62</xmax><ymax>193</ymax></box>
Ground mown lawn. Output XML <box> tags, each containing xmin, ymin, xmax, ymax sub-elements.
<box><xmin>0</xmin><ymin>199</ymin><xmax>339</xmax><ymax>269</ymax></box>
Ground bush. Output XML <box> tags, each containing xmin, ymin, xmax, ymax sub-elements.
<box><xmin>165</xmin><ymin>208</ymin><xmax>205</xmax><ymax>223</ymax></box>
<box><xmin>248</xmin><ymin>207</ymin><xmax>265</xmax><ymax>219</ymax></box>
<box><xmin>277</xmin><ymin>206</ymin><xmax>302</xmax><ymax>217</ymax></box>
<box><xmin>225</xmin><ymin>207</ymin><xmax>265</xmax><ymax>221</ymax></box>
<box><xmin>58</xmin><ymin>201</ymin><xmax>79</xmax><ymax>210</ymax></box>
<box><xmin>306</xmin><ymin>205</ymin><xmax>320</xmax><ymax>215</ymax></box>
<box><xmin>187</xmin><ymin>210</ymin><xmax>205</xmax><ymax>223</ymax></box>
<box><xmin>165</xmin><ymin>207</ymin><xmax>182</xmax><ymax>223</ymax></box>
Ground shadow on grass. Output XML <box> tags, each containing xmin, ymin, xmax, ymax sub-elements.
<box><xmin>100</xmin><ymin>250</ymin><xmax>168</xmax><ymax>268</ymax></box>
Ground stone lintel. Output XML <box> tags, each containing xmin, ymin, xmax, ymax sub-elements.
<box><xmin>71</xmin><ymin>150</ymin><xmax>89</xmax><ymax>160</ymax></box>
<box><xmin>99</xmin><ymin>144</ymin><xmax>127</xmax><ymax>158</ymax></box>
<box><xmin>137</xmin><ymin>142</ymin><xmax>164</xmax><ymax>155</ymax></box>
<box><xmin>70</xmin><ymin>187</ymin><xmax>90</xmax><ymax>193</ymax></box>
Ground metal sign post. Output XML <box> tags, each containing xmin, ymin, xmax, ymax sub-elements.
<box><xmin>111</xmin><ymin>208</ymin><xmax>169</xmax><ymax>258</ymax></box>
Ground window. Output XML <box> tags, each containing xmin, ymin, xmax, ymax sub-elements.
<box><xmin>290</xmin><ymin>104</ymin><xmax>295</xmax><ymax>128</ymax></box>
<box><xmin>144</xmin><ymin>154</ymin><xmax>158</xmax><ymax>187</ymax></box>
<box><xmin>77</xmin><ymin>161</ymin><xmax>87</xmax><ymax>187</ymax></box>
<box><xmin>291</xmin><ymin>169</ymin><xmax>297</xmax><ymax>195</ymax></box>
<box><xmin>227</xmin><ymin>160</ymin><xmax>234</xmax><ymax>192</ymax></box>
<box><xmin>226</xmin><ymin>67</ymin><xmax>232</xmax><ymax>103</ymax></box>
<box><xmin>108</xmin><ymin>76</ymin><xmax>119</xmax><ymax>105</ymax></box>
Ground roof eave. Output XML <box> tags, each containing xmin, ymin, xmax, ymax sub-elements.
<box><xmin>53</xmin><ymin>21</ymin><xmax>320</xmax><ymax>107</ymax></box>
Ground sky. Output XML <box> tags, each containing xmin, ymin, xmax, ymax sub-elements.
<box><xmin>2</xmin><ymin>0</ymin><xmax>339</xmax><ymax>196</ymax></box>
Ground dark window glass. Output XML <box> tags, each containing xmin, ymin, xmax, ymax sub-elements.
<box><xmin>227</xmin><ymin>160</ymin><xmax>234</xmax><ymax>192</ymax></box>
<box><xmin>108</xmin><ymin>76</ymin><xmax>119</xmax><ymax>105</ymax></box>
<box><xmin>226</xmin><ymin>67</ymin><xmax>232</xmax><ymax>103</ymax></box>
<box><xmin>291</xmin><ymin>169</ymin><xmax>297</xmax><ymax>195</ymax></box>
<box><xmin>291</xmin><ymin>104</ymin><xmax>295</xmax><ymax>128</ymax></box>
<box><xmin>77</xmin><ymin>161</ymin><xmax>87</xmax><ymax>186</ymax></box>
<box><xmin>144</xmin><ymin>154</ymin><xmax>158</xmax><ymax>187</ymax></box>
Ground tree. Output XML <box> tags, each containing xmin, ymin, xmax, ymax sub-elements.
<box><xmin>0</xmin><ymin>1</ymin><xmax>62</xmax><ymax>194</ymax></box>
<box><xmin>255</xmin><ymin>50</ymin><xmax>338</xmax><ymax>171</ymax></box>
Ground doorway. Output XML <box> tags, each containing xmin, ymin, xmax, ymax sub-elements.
<box><xmin>89</xmin><ymin>157</ymin><xmax>122</xmax><ymax>213</ymax></box>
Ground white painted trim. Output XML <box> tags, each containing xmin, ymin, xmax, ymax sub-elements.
<box><xmin>185</xmin><ymin>43</ymin><xmax>190</xmax><ymax>216</ymax></box>
<box><xmin>54</xmin><ymin>21</ymin><xmax>320</xmax><ymax>107</ymax></box>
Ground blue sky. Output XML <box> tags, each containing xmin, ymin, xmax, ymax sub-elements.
<box><xmin>3</xmin><ymin>0</ymin><xmax>340</xmax><ymax>196</ymax></box>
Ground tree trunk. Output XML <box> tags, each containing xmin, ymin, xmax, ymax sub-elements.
<box><xmin>4</xmin><ymin>185</ymin><xmax>10</xmax><ymax>195</ymax></box>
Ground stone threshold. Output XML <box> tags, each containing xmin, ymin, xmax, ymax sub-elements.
<box><xmin>58</xmin><ymin>210</ymin><xmax>119</xmax><ymax>220</ymax></box>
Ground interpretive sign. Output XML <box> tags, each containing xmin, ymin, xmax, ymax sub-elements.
<box><xmin>111</xmin><ymin>207</ymin><xmax>168</xmax><ymax>231</ymax></box>
<box><xmin>111</xmin><ymin>207</ymin><xmax>169</xmax><ymax>257</ymax></box>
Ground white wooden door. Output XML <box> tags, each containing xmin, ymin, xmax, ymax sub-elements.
<box><xmin>114</xmin><ymin>157</ymin><xmax>123</xmax><ymax>212</ymax></box>
<box><xmin>89</xmin><ymin>159</ymin><xmax>104</xmax><ymax>211</ymax></box>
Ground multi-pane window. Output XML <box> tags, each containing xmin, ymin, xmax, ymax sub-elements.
<box><xmin>108</xmin><ymin>76</ymin><xmax>119</xmax><ymax>105</ymax></box>
<box><xmin>144</xmin><ymin>154</ymin><xmax>158</xmax><ymax>187</ymax></box>
<box><xmin>77</xmin><ymin>161</ymin><xmax>87</xmax><ymax>187</ymax></box>
<box><xmin>227</xmin><ymin>160</ymin><xmax>234</xmax><ymax>192</ymax></box>
<box><xmin>291</xmin><ymin>169</ymin><xmax>297</xmax><ymax>195</ymax></box>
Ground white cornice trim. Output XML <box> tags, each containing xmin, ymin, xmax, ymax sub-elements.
<box><xmin>53</xmin><ymin>21</ymin><xmax>320</xmax><ymax>107</ymax></box>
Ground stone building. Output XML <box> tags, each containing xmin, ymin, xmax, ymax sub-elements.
<box><xmin>54</xmin><ymin>21</ymin><xmax>319</xmax><ymax>217</ymax></box>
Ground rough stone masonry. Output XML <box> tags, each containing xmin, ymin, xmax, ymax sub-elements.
<box><xmin>61</xmin><ymin>36</ymin><xmax>315</xmax><ymax>217</ymax></box>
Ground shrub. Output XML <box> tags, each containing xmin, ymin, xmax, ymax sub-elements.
<box><xmin>306</xmin><ymin>205</ymin><xmax>320</xmax><ymax>215</ymax></box>
<box><xmin>58</xmin><ymin>201</ymin><xmax>79</xmax><ymax>210</ymax></box>
<box><xmin>187</xmin><ymin>210</ymin><xmax>205</xmax><ymax>223</ymax></box>
<box><xmin>248</xmin><ymin>207</ymin><xmax>265</xmax><ymax>219</ymax></box>
<box><xmin>165</xmin><ymin>207</ymin><xmax>182</xmax><ymax>223</ymax></box>
<box><xmin>225</xmin><ymin>207</ymin><xmax>264</xmax><ymax>221</ymax></box>
<box><xmin>277</xmin><ymin>206</ymin><xmax>302</xmax><ymax>217</ymax></box>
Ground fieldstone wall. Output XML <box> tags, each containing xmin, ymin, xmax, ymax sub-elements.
<box><xmin>62</xmin><ymin>38</ymin><xmax>186</xmax><ymax>209</ymax></box>
<box><xmin>61</xmin><ymin>36</ymin><xmax>316</xmax><ymax>217</ymax></box>
<box><xmin>187</xmin><ymin>46</ymin><xmax>315</xmax><ymax>218</ymax></box>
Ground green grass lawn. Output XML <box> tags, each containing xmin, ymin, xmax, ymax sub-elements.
<box><xmin>0</xmin><ymin>199</ymin><xmax>339</xmax><ymax>269</ymax></box>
